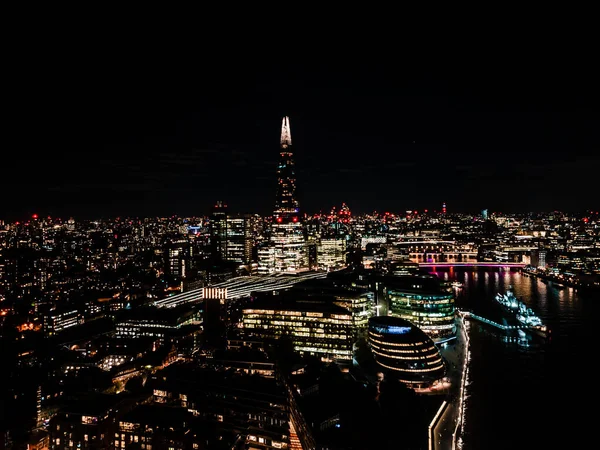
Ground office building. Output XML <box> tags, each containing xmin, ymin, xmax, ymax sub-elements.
<box><xmin>115</xmin><ymin>303</ymin><xmax>201</xmax><ymax>347</ymax></box>
<box><xmin>385</xmin><ymin>277</ymin><xmax>456</xmax><ymax>342</ymax></box>
<box><xmin>289</xmin><ymin>278</ymin><xmax>374</xmax><ymax>334</ymax></box>
<box><xmin>44</xmin><ymin>308</ymin><xmax>82</xmax><ymax>336</ymax></box>
<box><xmin>226</xmin><ymin>215</ymin><xmax>252</xmax><ymax>264</ymax></box>
<box><xmin>163</xmin><ymin>239</ymin><xmax>189</xmax><ymax>280</ymax></box>
<box><xmin>209</xmin><ymin>200</ymin><xmax>228</xmax><ymax>263</ymax></box>
<box><xmin>210</xmin><ymin>202</ymin><xmax>253</xmax><ymax>265</ymax></box>
<box><xmin>317</xmin><ymin>238</ymin><xmax>347</xmax><ymax>270</ymax></box>
<box><xmin>242</xmin><ymin>293</ymin><xmax>353</xmax><ymax>363</ymax></box>
<box><xmin>531</xmin><ymin>248</ymin><xmax>547</xmax><ymax>269</ymax></box>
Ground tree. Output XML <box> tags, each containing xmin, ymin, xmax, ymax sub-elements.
<box><xmin>125</xmin><ymin>376</ymin><xmax>144</xmax><ymax>393</ymax></box>
<box><xmin>353</xmin><ymin>331</ymin><xmax>373</xmax><ymax>367</ymax></box>
<box><xmin>272</xmin><ymin>333</ymin><xmax>298</xmax><ymax>374</ymax></box>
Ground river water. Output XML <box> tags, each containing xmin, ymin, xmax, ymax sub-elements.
<box><xmin>428</xmin><ymin>267</ymin><xmax>598</xmax><ymax>450</ymax></box>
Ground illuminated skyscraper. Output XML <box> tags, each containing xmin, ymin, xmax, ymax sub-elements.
<box><xmin>226</xmin><ymin>215</ymin><xmax>253</xmax><ymax>264</ymax></box>
<box><xmin>164</xmin><ymin>239</ymin><xmax>189</xmax><ymax>280</ymax></box>
<box><xmin>274</xmin><ymin>116</ymin><xmax>298</xmax><ymax>216</ymax></box>
<box><xmin>210</xmin><ymin>201</ymin><xmax>228</xmax><ymax>261</ymax></box>
<box><xmin>259</xmin><ymin>117</ymin><xmax>308</xmax><ymax>273</ymax></box>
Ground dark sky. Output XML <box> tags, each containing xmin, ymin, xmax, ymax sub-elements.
<box><xmin>3</xmin><ymin>43</ymin><xmax>599</xmax><ymax>220</ymax></box>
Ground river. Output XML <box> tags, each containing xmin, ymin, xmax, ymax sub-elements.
<box><xmin>428</xmin><ymin>267</ymin><xmax>598</xmax><ymax>449</ymax></box>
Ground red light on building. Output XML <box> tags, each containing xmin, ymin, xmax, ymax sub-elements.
<box><xmin>292</xmin><ymin>216</ymin><xmax>298</xmax><ymax>222</ymax></box>
<box><xmin>277</xmin><ymin>217</ymin><xmax>282</xmax><ymax>223</ymax></box>
<box><xmin>32</xmin><ymin>213</ymin><xmax>38</xmax><ymax>219</ymax></box>
<box><xmin>424</xmin><ymin>209</ymin><xmax>428</xmax><ymax>213</ymax></box>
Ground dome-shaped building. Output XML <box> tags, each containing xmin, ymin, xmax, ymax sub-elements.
<box><xmin>368</xmin><ymin>316</ymin><xmax>445</xmax><ymax>386</ymax></box>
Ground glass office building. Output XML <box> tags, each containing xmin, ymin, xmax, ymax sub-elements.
<box><xmin>387</xmin><ymin>288</ymin><xmax>455</xmax><ymax>342</ymax></box>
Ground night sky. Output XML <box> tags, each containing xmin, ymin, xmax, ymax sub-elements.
<box><xmin>4</xmin><ymin>48</ymin><xmax>598</xmax><ymax>220</ymax></box>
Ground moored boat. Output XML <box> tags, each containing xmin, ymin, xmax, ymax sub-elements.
<box><xmin>495</xmin><ymin>287</ymin><xmax>548</xmax><ymax>338</ymax></box>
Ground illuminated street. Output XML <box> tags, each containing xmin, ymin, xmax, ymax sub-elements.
<box><xmin>434</xmin><ymin>315</ymin><xmax>468</xmax><ymax>450</ymax></box>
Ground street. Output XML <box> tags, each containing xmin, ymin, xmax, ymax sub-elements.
<box><xmin>434</xmin><ymin>315</ymin><xmax>467</xmax><ymax>450</ymax></box>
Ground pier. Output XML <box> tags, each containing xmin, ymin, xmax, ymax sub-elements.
<box><xmin>458</xmin><ymin>310</ymin><xmax>548</xmax><ymax>335</ymax></box>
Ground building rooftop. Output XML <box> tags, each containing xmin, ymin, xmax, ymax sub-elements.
<box><xmin>290</xmin><ymin>278</ymin><xmax>370</xmax><ymax>298</ymax></box>
<box><xmin>244</xmin><ymin>293</ymin><xmax>352</xmax><ymax>315</ymax></box>
<box><xmin>152</xmin><ymin>362</ymin><xmax>285</xmax><ymax>398</ymax></box>
<box><xmin>117</xmin><ymin>302</ymin><xmax>200</xmax><ymax>325</ymax></box>
<box><xmin>61</xmin><ymin>393</ymin><xmax>125</xmax><ymax>416</ymax></box>
<box><xmin>121</xmin><ymin>404</ymin><xmax>193</xmax><ymax>427</ymax></box>
<box><xmin>380</xmin><ymin>274</ymin><xmax>444</xmax><ymax>293</ymax></box>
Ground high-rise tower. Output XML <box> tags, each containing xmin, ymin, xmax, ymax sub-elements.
<box><xmin>210</xmin><ymin>201</ymin><xmax>228</xmax><ymax>261</ymax></box>
<box><xmin>258</xmin><ymin>116</ymin><xmax>308</xmax><ymax>274</ymax></box>
<box><xmin>274</xmin><ymin>116</ymin><xmax>299</xmax><ymax>217</ymax></box>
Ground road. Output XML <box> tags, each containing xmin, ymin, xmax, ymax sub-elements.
<box><xmin>434</xmin><ymin>315</ymin><xmax>467</xmax><ymax>450</ymax></box>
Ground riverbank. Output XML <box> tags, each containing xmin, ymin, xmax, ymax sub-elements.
<box><xmin>432</xmin><ymin>314</ymin><xmax>469</xmax><ymax>450</ymax></box>
<box><xmin>428</xmin><ymin>266</ymin><xmax>595</xmax><ymax>449</ymax></box>
<box><xmin>521</xmin><ymin>267</ymin><xmax>600</xmax><ymax>291</ymax></box>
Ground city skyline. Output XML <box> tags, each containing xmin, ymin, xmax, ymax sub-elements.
<box><xmin>4</xmin><ymin>60</ymin><xmax>598</xmax><ymax>220</ymax></box>
<box><xmin>2</xmin><ymin>40</ymin><xmax>598</xmax><ymax>449</ymax></box>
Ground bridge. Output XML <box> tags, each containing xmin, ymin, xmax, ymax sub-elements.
<box><xmin>419</xmin><ymin>262</ymin><xmax>526</xmax><ymax>268</ymax></box>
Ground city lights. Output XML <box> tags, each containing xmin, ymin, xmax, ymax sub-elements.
<box><xmin>1</xmin><ymin>112</ymin><xmax>597</xmax><ymax>449</ymax></box>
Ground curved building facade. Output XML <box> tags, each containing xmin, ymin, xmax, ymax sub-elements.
<box><xmin>368</xmin><ymin>316</ymin><xmax>445</xmax><ymax>385</ymax></box>
<box><xmin>387</xmin><ymin>288</ymin><xmax>455</xmax><ymax>342</ymax></box>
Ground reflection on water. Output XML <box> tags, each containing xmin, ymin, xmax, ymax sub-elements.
<box><xmin>429</xmin><ymin>267</ymin><xmax>597</xmax><ymax>449</ymax></box>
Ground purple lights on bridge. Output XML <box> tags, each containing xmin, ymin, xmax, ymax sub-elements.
<box><xmin>418</xmin><ymin>262</ymin><xmax>526</xmax><ymax>268</ymax></box>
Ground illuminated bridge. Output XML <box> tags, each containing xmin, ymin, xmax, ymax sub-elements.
<box><xmin>419</xmin><ymin>262</ymin><xmax>526</xmax><ymax>268</ymax></box>
<box><xmin>154</xmin><ymin>271</ymin><xmax>328</xmax><ymax>308</ymax></box>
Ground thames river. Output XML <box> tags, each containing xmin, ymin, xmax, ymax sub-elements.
<box><xmin>428</xmin><ymin>267</ymin><xmax>597</xmax><ymax>449</ymax></box>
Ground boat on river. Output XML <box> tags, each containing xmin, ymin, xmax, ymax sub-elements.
<box><xmin>494</xmin><ymin>287</ymin><xmax>548</xmax><ymax>337</ymax></box>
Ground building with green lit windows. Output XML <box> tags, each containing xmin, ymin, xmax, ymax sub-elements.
<box><xmin>386</xmin><ymin>285</ymin><xmax>455</xmax><ymax>343</ymax></box>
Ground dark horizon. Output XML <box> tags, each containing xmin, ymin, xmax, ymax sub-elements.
<box><xmin>4</xmin><ymin>54</ymin><xmax>598</xmax><ymax>220</ymax></box>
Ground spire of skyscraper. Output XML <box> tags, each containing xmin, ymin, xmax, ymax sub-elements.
<box><xmin>274</xmin><ymin>116</ymin><xmax>299</xmax><ymax>216</ymax></box>
<box><xmin>280</xmin><ymin>116</ymin><xmax>292</xmax><ymax>147</ymax></box>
